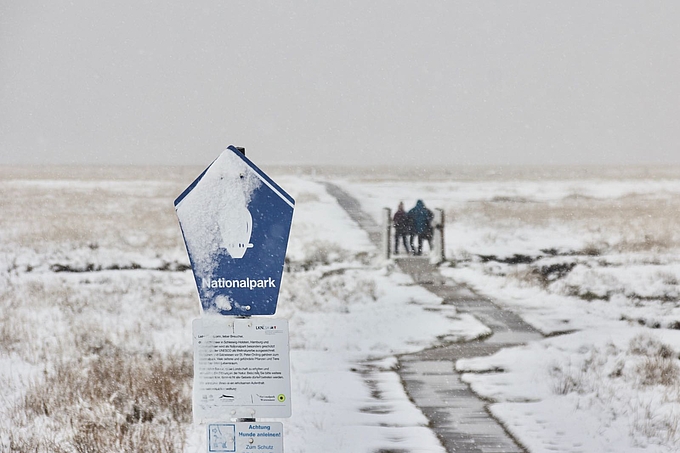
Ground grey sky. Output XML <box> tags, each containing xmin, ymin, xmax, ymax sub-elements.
<box><xmin>1</xmin><ymin>1</ymin><xmax>679</xmax><ymax>167</ymax></box>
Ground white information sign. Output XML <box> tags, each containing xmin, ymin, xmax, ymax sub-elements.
<box><xmin>207</xmin><ymin>422</ymin><xmax>284</xmax><ymax>453</ymax></box>
<box><xmin>193</xmin><ymin>317</ymin><xmax>291</xmax><ymax>421</ymax></box>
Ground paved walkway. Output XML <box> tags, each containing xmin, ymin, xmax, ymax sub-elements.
<box><xmin>324</xmin><ymin>182</ymin><xmax>542</xmax><ymax>453</ymax></box>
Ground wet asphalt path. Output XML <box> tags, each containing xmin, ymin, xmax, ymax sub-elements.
<box><xmin>324</xmin><ymin>182</ymin><xmax>542</xmax><ymax>453</ymax></box>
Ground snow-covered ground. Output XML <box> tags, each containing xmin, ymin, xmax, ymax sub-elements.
<box><xmin>0</xmin><ymin>166</ymin><xmax>485</xmax><ymax>452</ymax></box>
<box><xmin>2</xmin><ymin>164</ymin><xmax>680</xmax><ymax>452</ymax></box>
<box><xmin>340</xmin><ymin>165</ymin><xmax>680</xmax><ymax>452</ymax></box>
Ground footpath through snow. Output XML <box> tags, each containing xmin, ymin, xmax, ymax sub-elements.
<box><xmin>324</xmin><ymin>181</ymin><xmax>539</xmax><ymax>452</ymax></box>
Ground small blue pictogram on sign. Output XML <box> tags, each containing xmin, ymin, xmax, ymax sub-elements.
<box><xmin>175</xmin><ymin>146</ymin><xmax>295</xmax><ymax>316</ymax></box>
<box><xmin>207</xmin><ymin>424</ymin><xmax>236</xmax><ymax>452</ymax></box>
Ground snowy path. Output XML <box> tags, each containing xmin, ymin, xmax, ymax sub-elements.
<box><xmin>324</xmin><ymin>181</ymin><xmax>541</xmax><ymax>453</ymax></box>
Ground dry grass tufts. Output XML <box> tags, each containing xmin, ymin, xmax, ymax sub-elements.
<box><xmin>69</xmin><ymin>421</ymin><xmax>181</xmax><ymax>453</ymax></box>
<box><xmin>630</xmin><ymin>401</ymin><xmax>680</xmax><ymax>447</ymax></box>
<box><xmin>282</xmin><ymin>269</ymin><xmax>380</xmax><ymax>315</ymax></box>
<box><xmin>301</xmin><ymin>241</ymin><xmax>350</xmax><ymax>268</ymax></box>
<box><xmin>613</xmin><ymin>233</ymin><xmax>675</xmax><ymax>253</ymax></box>
<box><xmin>9</xmin><ymin>348</ymin><xmax>192</xmax><ymax>452</ymax></box>
<box><xmin>507</xmin><ymin>261</ymin><xmax>579</xmax><ymax>289</ymax></box>
<box><xmin>458</xmin><ymin>193</ymin><xmax>680</xmax><ymax>252</ymax></box>
<box><xmin>294</xmin><ymin>191</ymin><xmax>321</xmax><ymax>203</ymax></box>
<box><xmin>636</xmin><ymin>356</ymin><xmax>680</xmax><ymax>387</ymax></box>
<box><xmin>629</xmin><ymin>334</ymin><xmax>679</xmax><ymax>387</ymax></box>
<box><xmin>22</xmin><ymin>349</ymin><xmax>192</xmax><ymax>424</ymax></box>
<box><xmin>506</xmin><ymin>267</ymin><xmax>545</xmax><ymax>288</ymax></box>
<box><xmin>629</xmin><ymin>334</ymin><xmax>675</xmax><ymax>359</ymax></box>
<box><xmin>550</xmin><ymin>366</ymin><xmax>586</xmax><ymax>395</ymax></box>
<box><xmin>547</xmin><ymin>336</ymin><xmax>680</xmax><ymax>449</ymax></box>
<box><xmin>5</xmin><ymin>431</ymin><xmax>70</xmax><ymax>453</ymax></box>
<box><xmin>0</xmin><ymin>308</ymin><xmax>29</xmax><ymax>355</ymax></box>
<box><xmin>549</xmin><ymin>336</ymin><xmax>680</xmax><ymax>394</ymax></box>
<box><xmin>0</xmin><ymin>180</ymin><xmax>185</xmax><ymax>252</ymax></box>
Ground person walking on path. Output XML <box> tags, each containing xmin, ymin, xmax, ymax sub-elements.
<box><xmin>408</xmin><ymin>200</ymin><xmax>434</xmax><ymax>256</ymax></box>
<box><xmin>392</xmin><ymin>202</ymin><xmax>410</xmax><ymax>255</ymax></box>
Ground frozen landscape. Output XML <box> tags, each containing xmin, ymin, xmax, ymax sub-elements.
<box><xmin>2</xmin><ymin>164</ymin><xmax>680</xmax><ymax>452</ymax></box>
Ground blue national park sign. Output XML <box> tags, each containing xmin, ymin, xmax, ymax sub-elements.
<box><xmin>174</xmin><ymin>146</ymin><xmax>295</xmax><ymax>316</ymax></box>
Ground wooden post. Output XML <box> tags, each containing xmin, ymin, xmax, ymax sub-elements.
<box><xmin>382</xmin><ymin>208</ymin><xmax>392</xmax><ymax>259</ymax></box>
<box><xmin>430</xmin><ymin>208</ymin><xmax>445</xmax><ymax>264</ymax></box>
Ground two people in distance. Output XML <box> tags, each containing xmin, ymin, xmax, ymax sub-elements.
<box><xmin>393</xmin><ymin>200</ymin><xmax>433</xmax><ymax>256</ymax></box>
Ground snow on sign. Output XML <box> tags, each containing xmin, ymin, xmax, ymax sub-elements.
<box><xmin>175</xmin><ymin>146</ymin><xmax>295</xmax><ymax>316</ymax></box>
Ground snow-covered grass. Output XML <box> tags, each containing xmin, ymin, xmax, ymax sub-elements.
<box><xmin>4</xmin><ymin>164</ymin><xmax>680</xmax><ymax>452</ymax></box>
<box><xmin>0</xmin><ymin>166</ymin><xmax>485</xmax><ymax>452</ymax></box>
<box><xmin>340</xmin><ymin>165</ymin><xmax>680</xmax><ymax>452</ymax></box>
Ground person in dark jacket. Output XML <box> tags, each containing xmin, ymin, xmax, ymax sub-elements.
<box><xmin>392</xmin><ymin>202</ymin><xmax>410</xmax><ymax>254</ymax></box>
<box><xmin>408</xmin><ymin>200</ymin><xmax>434</xmax><ymax>256</ymax></box>
<box><xmin>407</xmin><ymin>208</ymin><xmax>416</xmax><ymax>254</ymax></box>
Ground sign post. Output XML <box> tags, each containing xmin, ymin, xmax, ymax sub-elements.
<box><xmin>430</xmin><ymin>208</ymin><xmax>445</xmax><ymax>264</ymax></box>
<box><xmin>175</xmin><ymin>145</ymin><xmax>295</xmax><ymax>453</ymax></box>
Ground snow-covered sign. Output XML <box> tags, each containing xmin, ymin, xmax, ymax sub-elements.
<box><xmin>175</xmin><ymin>146</ymin><xmax>295</xmax><ymax>316</ymax></box>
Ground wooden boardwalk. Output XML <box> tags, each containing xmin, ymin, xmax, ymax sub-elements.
<box><xmin>324</xmin><ymin>182</ymin><xmax>541</xmax><ymax>453</ymax></box>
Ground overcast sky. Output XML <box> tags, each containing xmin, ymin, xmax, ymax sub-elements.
<box><xmin>1</xmin><ymin>1</ymin><xmax>679</xmax><ymax>167</ymax></box>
